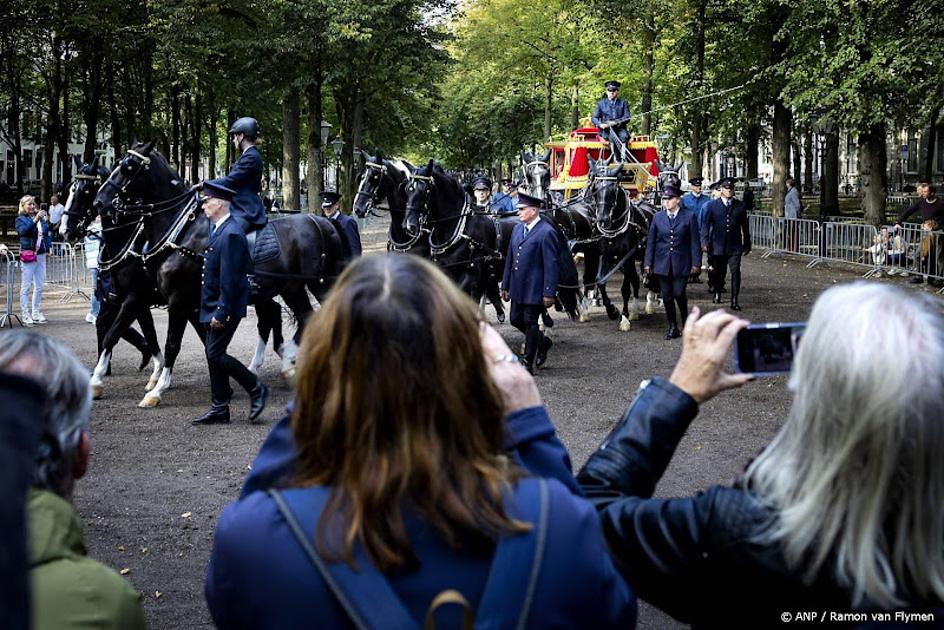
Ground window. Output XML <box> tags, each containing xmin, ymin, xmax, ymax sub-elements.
<box><xmin>23</xmin><ymin>149</ymin><xmax>33</xmax><ymax>180</ymax></box>
<box><xmin>907</xmin><ymin>131</ymin><xmax>919</xmax><ymax>173</ymax></box>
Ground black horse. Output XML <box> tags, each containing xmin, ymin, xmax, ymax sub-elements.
<box><xmin>90</xmin><ymin>142</ymin><xmax>345</xmax><ymax>407</ymax></box>
<box><xmin>585</xmin><ymin>158</ymin><xmax>657</xmax><ymax>330</ymax></box>
<box><xmin>404</xmin><ymin>160</ymin><xmax>580</xmax><ymax>322</ymax></box>
<box><xmin>351</xmin><ymin>150</ymin><xmax>426</xmax><ymax>256</ymax></box>
<box><xmin>63</xmin><ymin>158</ymin><xmax>164</xmax><ymax>393</ymax></box>
<box><xmin>521</xmin><ymin>150</ymin><xmax>553</xmax><ymax>199</ymax></box>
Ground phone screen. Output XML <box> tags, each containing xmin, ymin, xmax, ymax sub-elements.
<box><xmin>735</xmin><ymin>323</ymin><xmax>805</xmax><ymax>375</ymax></box>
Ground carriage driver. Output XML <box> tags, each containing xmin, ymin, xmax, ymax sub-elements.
<box><xmin>206</xmin><ymin>117</ymin><xmax>268</xmax><ymax>241</ymax></box>
<box><xmin>592</xmin><ymin>80</ymin><xmax>631</xmax><ymax>161</ymax></box>
<box><xmin>192</xmin><ymin>181</ymin><xmax>269</xmax><ymax>426</ymax></box>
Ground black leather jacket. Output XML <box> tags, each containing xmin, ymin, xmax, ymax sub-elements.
<box><xmin>577</xmin><ymin>378</ymin><xmax>939</xmax><ymax>628</ymax></box>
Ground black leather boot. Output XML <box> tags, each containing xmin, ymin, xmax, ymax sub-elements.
<box><xmin>248</xmin><ymin>382</ymin><xmax>270</xmax><ymax>422</ymax></box>
<box><xmin>192</xmin><ymin>404</ymin><xmax>231</xmax><ymax>425</ymax></box>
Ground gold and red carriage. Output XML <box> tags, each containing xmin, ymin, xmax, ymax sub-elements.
<box><xmin>544</xmin><ymin>122</ymin><xmax>662</xmax><ymax>201</ymax></box>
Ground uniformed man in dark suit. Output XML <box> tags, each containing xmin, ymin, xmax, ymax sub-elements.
<box><xmin>321</xmin><ymin>191</ymin><xmax>362</xmax><ymax>259</ymax></box>
<box><xmin>491</xmin><ymin>177</ymin><xmax>518</xmax><ymax>215</ymax></box>
<box><xmin>701</xmin><ymin>177</ymin><xmax>751</xmax><ymax>311</ymax></box>
<box><xmin>207</xmin><ymin>117</ymin><xmax>267</xmax><ymax>235</ymax></box>
<box><xmin>591</xmin><ymin>80</ymin><xmax>631</xmax><ymax>160</ymax></box>
<box><xmin>193</xmin><ymin>181</ymin><xmax>269</xmax><ymax>425</ymax></box>
<box><xmin>644</xmin><ymin>184</ymin><xmax>701</xmax><ymax>339</ymax></box>
<box><xmin>500</xmin><ymin>192</ymin><xmax>559</xmax><ymax>373</ymax></box>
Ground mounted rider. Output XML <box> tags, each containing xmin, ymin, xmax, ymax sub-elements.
<box><xmin>591</xmin><ymin>81</ymin><xmax>631</xmax><ymax>161</ymax></box>
<box><xmin>207</xmin><ymin>117</ymin><xmax>267</xmax><ymax>242</ymax></box>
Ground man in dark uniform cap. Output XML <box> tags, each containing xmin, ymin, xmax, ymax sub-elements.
<box><xmin>701</xmin><ymin>176</ymin><xmax>751</xmax><ymax>310</ymax></box>
<box><xmin>644</xmin><ymin>184</ymin><xmax>701</xmax><ymax>339</ymax></box>
<box><xmin>193</xmin><ymin>180</ymin><xmax>269</xmax><ymax>425</ymax></box>
<box><xmin>207</xmin><ymin>117</ymin><xmax>267</xmax><ymax>236</ymax></box>
<box><xmin>492</xmin><ymin>177</ymin><xmax>518</xmax><ymax>215</ymax></box>
<box><xmin>320</xmin><ymin>191</ymin><xmax>362</xmax><ymax>260</ymax></box>
<box><xmin>591</xmin><ymin>80</ymin><xmax>631</xmax><ymax>161</ymax></box>
<box><xmin>500</xmin><ymin>191</ymin><xmax>559</xmax><ymax>373</ymax></box>
<box><xmin>681</xmin><ymin>176</ymin><xmax>710</xmax><ymax>283</ymax></box>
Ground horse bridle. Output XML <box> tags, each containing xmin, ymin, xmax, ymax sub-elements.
<box><xmin>355</xmin><ymin>161</ymin><xmax>387</xmax><ymax>211</ymax></box>
<box><xmin>588</xmin><ymin>175</ymin><xmax>635</xmax><ymax>238</ymax></box>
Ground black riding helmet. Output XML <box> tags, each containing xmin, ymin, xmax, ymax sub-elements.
<box><xmin>229</xmin><ymin>117</ymin><xmax>260</xmax><ymax>139</ymax></box>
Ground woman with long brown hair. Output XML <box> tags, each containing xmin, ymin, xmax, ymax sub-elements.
<box><xmin>206</xmin><ymin>254</ymin><xmax>635</xmax><ymax>629</ymax></box>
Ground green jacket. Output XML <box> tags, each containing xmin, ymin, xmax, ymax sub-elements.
<box><xmin>29</xmin><ymin>489</ymin><xmax>146</xmax><ymax>630</ymax></box>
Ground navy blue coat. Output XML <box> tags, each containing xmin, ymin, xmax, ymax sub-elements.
<box><xmin>210</xmin><ymin>146</ymin><xmax>267</xmax><ymax>231</ymax></box>
<box><xmin>501</xmin><ymin>219</ymin><xmax>560</xmax><ymax>305</ymax></box>
<box><xmin>644</xmin><ymin>209</ymin><xmax>701</xmax><ymax>277</ymax></box>
<box><xmin>680</xmin><ymin>192</ymin><xmax>710</xmax><ymax>231</ymax></box>
<box><xmin>591</xmin><ymin>97</ymin><xmax>630</xmax><ymax>129</ymax></box>
<box><xmin>207</xmin><ymin>405</ymin><xmax>636</xmax><ymax>630</ymax></box>
<box><xmin>200</xmin><ymin>216</ymin><xmax>251</xmax><ymax>324</ymax></box>
<box><xmin>701</xmin><ymin>198</ymin><xmax>752</xmax><ymax>256</ymax></box>
<box><xmin>14</xmin><ymin>215</ymin><xmax>52</xmax><ymax>254</ymax></box>
<box><xmin>491</xmin><ymin>193</ymin><xmax>517</xmax><ymax>215</ymax></box>
<box><xmin>328</xmin><ymin>211</ymin><xmax>362</xmax><ymax>259</ymax></box>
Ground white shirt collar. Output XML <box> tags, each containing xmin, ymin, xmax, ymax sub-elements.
<box><xmin>328</xmin><ymin>210</ymin><xmax>340</xmax><ymax>220</ymax></box>
<box><xmin>525</xmin><ymin>215</ymin><xmax>541</xmax><ymax>231</ymax></box>
<box><xmin>213</xmin><ymin>213</ymin><xmax>231</xmax><ymax>229</ymax></box>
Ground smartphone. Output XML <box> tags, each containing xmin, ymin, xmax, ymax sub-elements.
<box><xmin>734</xmin><ymin>323</ymin><xmax>806</xmax><ymax>376</ymax></box>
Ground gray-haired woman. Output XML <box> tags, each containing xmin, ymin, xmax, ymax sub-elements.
<box><xmin>578</xmin><ymin>282</ymin><xmax>944</xmax><ymax>627</ymax></box>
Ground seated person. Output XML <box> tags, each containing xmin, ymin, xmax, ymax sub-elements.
<box><xmin>206</xmin><ymin>254</ymin><xmax>636</xmax><ymax>629</ymax></box>
<box><xmin>591</xmin><ymin>80</ymin><xmax>630</xmax><ymax>160</ymax></box>
<box><xmin>0</xmin><ymin>332</ymin><xmax>145</xmax><ymax>630</ymax></box>
<box><xmin>578</xmin><ymin>283</ymin><xmax>944</xmax><ymax>626</ymax></box>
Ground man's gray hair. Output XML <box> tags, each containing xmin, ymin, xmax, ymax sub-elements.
<box><xmin>744</xmin><ymin>282</ymin><xmax>944</xmax><ymax>607</ymax></box>
<box><xmin>0</xmin><ymin>331</ymin><xmax>91</xmax><ymax>495</ymax></box>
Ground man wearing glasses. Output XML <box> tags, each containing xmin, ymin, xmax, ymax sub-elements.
<box><xmin>591</xmin><ymin>80</ymin><xmax>631</xmax><ymax>161</ymax></box>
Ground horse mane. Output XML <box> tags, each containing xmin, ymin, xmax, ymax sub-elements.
<box><xmin>131</xmin><ymin>143</ymin><xmax>186</xmax><ymax>194</ymax></box>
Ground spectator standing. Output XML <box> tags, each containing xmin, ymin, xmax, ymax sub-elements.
<box><xmin>0</xmin><ymin>332</ymin><xmax>146</xmax><ymax>630</ymax></box>
<box><xmin>896</xmin><ymin>183</ymin><xmax>944</xmax><ymax>285</ymax></box>
<box><xmin>784</xmin><ymin>177</ymin><xmax>802</xmax><ymax>252</ymax></box>
<box><xmin>14</xmin><ymin>195</ymin><xmax>51</xmax><ymax>326</ymax></box>
<box><xmin>578</xmin><ymin>283</ymin><xmax>944</xmax><ymax>627</ymax></box>
<box><xmin>501</xmin><ymin>192</ymin><xmax>560</xmax><ymax>373</ymax></box>
<box><xmin>84</xmin><ymin>214</ymin><xmax>102</xmax><ymax>324</ymax></box>
<box><xmin>206</xmin><ymin>255</ymin><xmax>636</xmax><ymax>629</ymax></box>
<box><xmin>47</xmin><ymin>195</ymin><xmax>65</xmax><ymax>240</ymax></box>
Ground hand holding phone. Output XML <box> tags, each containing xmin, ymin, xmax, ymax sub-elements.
<box><xmin>734</xmin><ymin>323</ymin><xmax>806</xmax><ymax>376</ymax></box>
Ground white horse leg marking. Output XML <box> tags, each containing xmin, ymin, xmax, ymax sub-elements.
<box><xmin>281</xmin><ymin>338</ymin><xmax>299</xmax><ymax>381</ymax></box>
<box><xmin>90</xmin><ymin>350</ymin><xmax>112</xmax><ymax>399</ymax></box>
<box><xmin>629</xmin><ymin>297</ymin><xmax>640</xmax><ymax>321</ymax></box>
<box><xmin>248</xmin><ymin>336</ymin><xmax>267</xmax><ymax>375</ymax></box>
<box><xmin>579</xmin><ymin>295</ymin><xmax>590</xmax><ymax>323</ymax></box>
<box><xmin>645</xmin><ymin>290</ymin><xmax>657</xmax><ymax>315</ymax></box>
<box><xmin>145</xmin><ymin>350</ymin><xmax>165</xmax><ymax>391</ymax></box>
<box><xmin>139</xmin><ymin>367</ymin><xmax>172</xmax><ymax>408</ymax></box>
<box><xmin>619</xmin><ymin>314</ymin><xmax>632</xmax><ymax>332</ymax></box>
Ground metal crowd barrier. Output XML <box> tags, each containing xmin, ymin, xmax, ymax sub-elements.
<box><xmin>0</xmin><ymin>248</ymin><xmax>22</xmax><ymax>328</ymax></box>
<box><xmin>43</xmin><ymin>242</ymin><xmax>91</xmax><ymax>303</ymax></box>
<box><xmin>748</xmin><ymin>213</ymin><xmax>944</xmax><ymax>293</ymax></box>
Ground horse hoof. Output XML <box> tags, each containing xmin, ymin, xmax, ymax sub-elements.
<box><xmin>644</xmin><ymin>304</ymin><xmax>655</xmax><ymax>315</ymax></box>
<box><xmin>605</xmin><ymin>306</ymin><xmax>620</xmax><ymax>321</ymax></box>
<box><xmin>628</xmin><ymin>311</ymin><xmax>640</xmax><ymax>321</ymax></box>
<box><xmin>91</xmin><ymin>384</ymin><xmax>104</xmax><ymax>400</ymax></box>
<box><xmin>138</xmin><ymin>394</ymin><xmax>160</xmax><ymax>408</ymax></box>
<box><xmin>579</xmin><ymin>312</ymin><xmax>590</xmax><ymax>323</ymax></box>
<box><xmin>145</xmin><ymin>378</ymin><xmax>158</xmax><ymax>391</ymax></box>
<box><xmin>619</xmin><ymin>316</ymin><xmax>632</xmax><ymax>332</ymax></box>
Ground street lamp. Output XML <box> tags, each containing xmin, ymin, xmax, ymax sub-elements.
<box><xmin>320</xmin><ymin>121</ymin><xmax>332</xmax><ymax>148</ymax></box>
<box><xmin>330</xmin><ymin>136</ymin><xmax>344</xmax><ymax>191</ymax></box>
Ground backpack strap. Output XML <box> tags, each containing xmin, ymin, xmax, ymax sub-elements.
<box><xmin>268</xmin><ymin>488</ymin><xmax>420</xmax><ymax>630</ymax></box>
<box><xmin>475</xmin><ymin>477</ymin><xmax>550</xmax><ymax>630</ymax></box>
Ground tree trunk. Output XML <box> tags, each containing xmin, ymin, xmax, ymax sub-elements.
<box><xmin>803</xmin><ymin>130</ymin><xmax>814</xmax><ymax>193</ymax></box>
<box><xmin>821</xmin><ymin>129</ymin><xmax>840</xmax><ymax>219</ymax></box>
<box><xmin>744</xmin><ymin>120</ymin><xmax>760</xmax><ymax>179</ymax></box>
<box><xmin>543</xmin><ymin>72</ymin><xmax>554</xmax><ymax>141</ymax></box>
<box><xmin>282</xmin><ymin>86</ymin><xmax>301</xmax><ymax>210</ymax></box>
<box><xmin>106</xmin><ymin>63</ymin><xmax>122</xmax><ymax>160</ymax></box>
<box><xmin>921</xmin><ymin>104</ymin><xmax>940</xmax><ymax>183</ymax></box>
<box><xmin>41</xmin><ymin>37</ymin><xmax>62</xmax><ymax>202</ymax></box>
<box><xmin>208</xmin><ymin>102</ymin><xmax>219</xmax><ymax>179</ymax></box>
<box><xmin>225</xmin><ymin>109</ymin><xmax>235</xmax><ymax>171</ymax></box>
<box><xmin>791</xmin><ymin>134</ymin><xmax>802</xmax><ymax>185</ymax></box>
<box><xmin>640</xmin><ymin>34</ymin><xmax>655</xmax><ymax>135</ymax></box>
<box><xmin>770</xmin><ymin>99</ymin><xmax>792</xmax><ymax>218</ymax></box>
<box><xmin>2</xmin><ymin>36</ymin><xmax>26</xmax><ymax>195</ymax></box>
<box><xmin>171</xmin><ymin>84</ymin><xmax>181</xmax><ymax>174</ymax></box>
<box><xmin>306</xmin><ymin>78</ymin><xmax>324</xmax><ymax>214</ymax></box>
<box><xmin>570</xmin><ymin>84</ymin><xmax>579</xmax><ymax>131</ymax></box>
<box><xmin>858</xmin><ymin>121</ymin><xmax>887</xmax><ymax>226</ymax></box>
<box><xmin>687</xmin><ymin>0</ymin><xmax>707</xmax><ymax>176</ymax></box>
<box><xmin>190</xmin><ymin>93</ymin><xmax>201</xmax><ymax>183</ymax></box>
<box><xmin>57</xmin><ymin>65</ymin><xmax>72</xmax><ymax>192</ymax></box>
<box><xmin>82</xmin><ymin>52</ymin><xmax>104</xmax><ymax>164</ymax></box>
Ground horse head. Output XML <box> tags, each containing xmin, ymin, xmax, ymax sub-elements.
<box><xmin>523</xmin><ymin>149</ymin><xmax>552</xmax><ymax>198</ymax></box>
<box><xmin>588</xmin><ymin>160</ymin><xmax>625</xmax><ymax>224</ymax></box>
<box><xmin>403</xmin><ymin>159</ymin><xmax>436</xmax><ymax>236</ymax></box>
<box><xmin>92</xmin><ymin>140</ymin><xmax>158</xmax><ymax>222</ymax></box>
<box><xmin>64</xmin><ymin>155</ymin><xmax>110</xmax><ymax>243</ymax></box>
<box><xmin>353</xmin><ymin>148</ymin><xmax>387</xmax><ymax>219</ymax></box>
<box><xmin>656</xmin><ymin>161</ymin><xmax>683</xmax><ymax>193</ymax></box>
